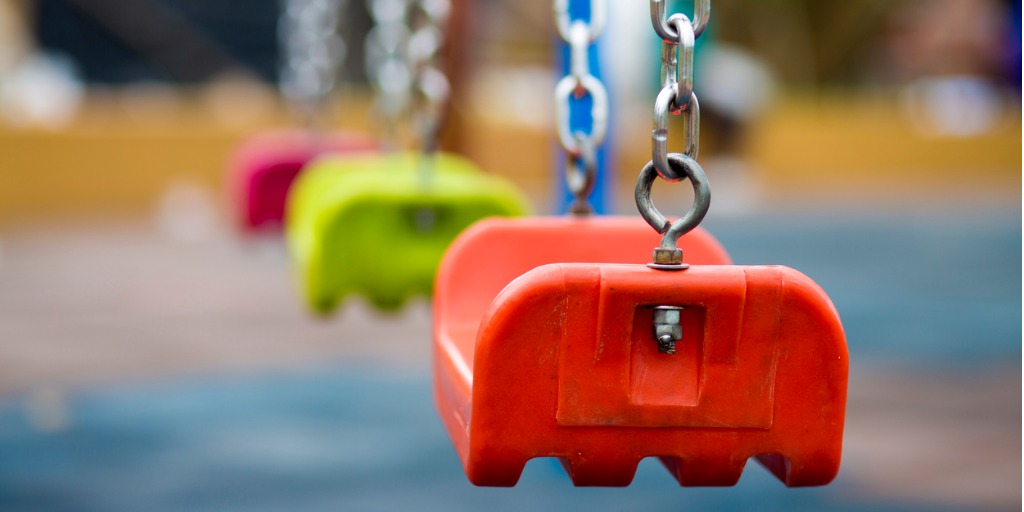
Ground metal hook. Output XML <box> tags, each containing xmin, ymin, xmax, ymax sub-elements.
<box><xmin>635</xmin><ymin>153</ymin><xmax>710</xmax><ymax>269</ymax></box>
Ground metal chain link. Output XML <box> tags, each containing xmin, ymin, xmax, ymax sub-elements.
<box><xmin>651</xmin><ymin>4</ymin><xmax>701</xmax><ymax>180</ymax></box>
<box><xmin>650</xmin><ymin>0</ymin><xmax>709</xmax><ymax>41</ymax></box>
<box><xmin>554</xmin><ymin>0</ymin><xmax>609</xmax><ymax>215</ymax></box>
<box><xmin>365</xmin><ymin>0</ymin><xmax>450</xmax><ymax>152</ymax></box>
<box><xmin>280</xmin><ymin>0</ymin><xmax>347</xmax><ymax>128</ymax></box>
<box><xmin>637</xmin><ymin>0</ymin><xmax>713</xmax><ymax>268</ymax></box>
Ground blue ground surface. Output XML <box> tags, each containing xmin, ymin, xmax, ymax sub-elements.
<box><xmin>0</xmin><ymin>368</ymin><xmax>964</xmax><ymax>512</ymax></box>
<box><xmin>0</xmin><ymin>211</ymin><xmax>1019</xmax><ymax>511</ymax></box>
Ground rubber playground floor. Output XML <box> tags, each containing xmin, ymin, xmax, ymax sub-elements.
<box><xmin>0</xmin><ymin>205</ymin><xmax>1019</xmax><ymax>511</ymax></box>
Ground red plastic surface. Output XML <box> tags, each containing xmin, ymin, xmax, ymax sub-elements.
<box><xmin>227</xmin><ymin>130</ymin><xmax>375</xmax><ymax>232</ymax></box>
<box><xmin>433</xmin><ymin>217</ymin><xmax>847</xmax><ymax>487</ymax></box>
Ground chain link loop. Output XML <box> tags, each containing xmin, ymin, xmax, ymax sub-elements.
<box><xmin>653</xmin><ymin>88</ymin><xmax>699</xmax><ymax>180</ymax></box>
<box><xmin>663</xmin><ymin>14</ymin><xmax>694</xmax><ymax>112</ymax></box>
<box><xmin>650</xmin><ymin>0</ymin><xmax>709</xmax><ymax>41</ymax></box>
<box><xmin>553</xmin><ymin>0</ymin><xmax>609</xmax><ymax>215</ymax></box>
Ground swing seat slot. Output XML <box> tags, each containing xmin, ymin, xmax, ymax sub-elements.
<box><xmin>227</xmin><ymin>130</ymin><xmax>375</xmax><ymax>232</ymax></box>
<box><xmin>286</xmin><ymin>152</ymin><xmax>530</xmax><ymax>312</ymax></box>
<box><xmin>433</xmin><ymin>221</ymin><xmax>846</xmax><ymax>487</ymax></box>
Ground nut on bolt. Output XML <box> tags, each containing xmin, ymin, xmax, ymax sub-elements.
<box><xmin>652</xmin><ymin>247</ymin><xmax>683</xmax><ymax>266</ymax></box>
<box><xmin>652</xmin><ymin>306</ymin><xmax>684</xmax><ymax>355</ymax></box>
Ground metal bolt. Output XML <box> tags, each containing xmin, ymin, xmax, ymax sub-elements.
<box><xmin>652</xmin><ymin>305</ymin><xmax>683</xmax><ymax>354</ymax></box>
<box><xmin>657</xmin><ymin>333</ymin><xmax>676</xmax><ymax>354</ymax></box>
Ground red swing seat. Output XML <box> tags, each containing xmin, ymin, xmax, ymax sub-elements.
<box><xmin>433</xmin><ymin>216</ymin><xmax>847</xmax><ymax>487</ymax></box>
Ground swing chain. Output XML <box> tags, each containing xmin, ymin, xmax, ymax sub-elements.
<box><xmin>365</xmin><ymin>0</ymin><xmax>412</xmax><ymax>146</ymax></box>
<box><xmin>407</xmin><ymin>0</ymin><xmax>450</xmax><ymax>153</ymax></box>
<box><xmin>554</xmin><ymin>0</ymin><xmax>609</xmax><ymax>215</ymax></box>
<box><xmin>365</xmin><ymin>0</ymin><xmax>450</xmax><ymax>152</ymax></box>
<box><xmin>281</xmin><ymin>0</ymin><xmax>347</xmax><ymax>128</ymax></box>
<box><xmin>638</xmin><ymin>0</ymin><xmax>712</xmax><ymax>268</ymax></box>
<box><xmin>651</xmin><ymin>9</ymin><xmax>699</xmax><ymax>180</ymax></box>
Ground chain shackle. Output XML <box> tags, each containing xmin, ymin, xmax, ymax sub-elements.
<box><xmin>635</xmin><ymin>154</ymin><xmax>710</xmax><ymax>267</ymax></box>
<box><xmin>650</xmin><ymin>0</ymin><xmax>709</xmax><ymax>41</ymax></box>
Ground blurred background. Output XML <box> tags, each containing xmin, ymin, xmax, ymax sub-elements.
<box><xmin>0</xmin><ymin>0</ymin><xmax>1020</xmax><ymax>510</ymax></box>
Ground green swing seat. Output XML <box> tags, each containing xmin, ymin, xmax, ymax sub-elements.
<box><xmin>286</xmin><ymin>152</ymin><xmax>531</xmax><ymax>313</ymax></box>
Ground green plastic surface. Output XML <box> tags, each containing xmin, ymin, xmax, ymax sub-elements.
<box><xmin>286</xmin><ymin>152</ymin><xmax>531</xmax><ymax>313</ymax></box>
